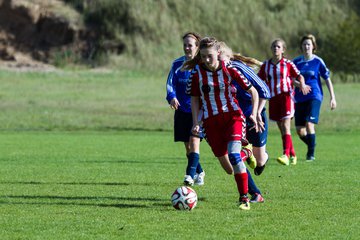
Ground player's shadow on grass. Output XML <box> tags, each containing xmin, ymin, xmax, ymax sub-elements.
<box><xmin>0</xmin><ymin>181</ymin><xmax>162</xmax><ymax>186</ymax></box>
<box><xmin>82</xmin><ymin>157</ymin><xmax>218</xmax><ymax>165</ymax></box>
<box><xmin>84</xmin><ymin>158</ymin><xmax>185</xmax><ymax>165</ymax></box>
<box><xmin>0</xmin><ymin>194</ymin><xmax>170</xmax><ymax>209</ymax></box>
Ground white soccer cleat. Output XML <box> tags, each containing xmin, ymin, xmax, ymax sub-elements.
<box><xmin>183</xmin><ymin>175</ymin><xmax>194</xmax><ymax>186</ymax></box>
<box><xmin>194</xmin><ymin>171</ymin><xmax>205</xmax><ymax>186</ymax></box>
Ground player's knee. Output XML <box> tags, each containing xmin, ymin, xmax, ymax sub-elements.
<box><xmin>233</xmin><ymin>161</ymin><xmax>246</xmax><ymax>174</ymax></box>
<box><xmin>228</xmin><ymin>153</ymin><xmax>241</xmax><ymax>165</ymax></box>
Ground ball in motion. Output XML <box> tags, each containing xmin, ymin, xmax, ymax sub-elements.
<box><xmin>171</xmin><ymin>186</ymin><xmax>198</xmax><ymax>210</ymax></box>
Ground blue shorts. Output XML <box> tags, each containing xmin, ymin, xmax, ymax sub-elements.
<box><xmin>174</xmin><ymin>110</ymin><xmax>203</xmax><ymax>142</ymax></box>
<box><xmin>295</xmin><ymin>99</ymin><xmax>322</xmax><ymax>126</ymax></box>
<box><xmin>246</xmin><ymin>109</ymin><xmax>268</xmax><ymax>147</ymax></box>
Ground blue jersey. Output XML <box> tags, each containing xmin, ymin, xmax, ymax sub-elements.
<box><xmin>166</xmin><ymin>56</ymin><xmax>192</xmax><ymax>113</ymax></box>
<box><xmin>231</xmin><ymin>60</ymin><xmax>270</xmax><ymax>117</ymax></box>
<box><xmin>293</xmin><ymin>55</ymin><xmax>330</xmax><ymax>103</ymax></box>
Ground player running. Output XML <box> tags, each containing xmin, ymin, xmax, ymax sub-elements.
<box><xmin>184</xmin><ymin>37</ymin><xmax>260</xmax><ymax>210</ymax></box>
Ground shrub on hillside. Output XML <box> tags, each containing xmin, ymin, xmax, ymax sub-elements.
<box><xmin>321</xmin><ymin>13</ymin><xmax>360</xmax><ymax>74</ymax></box>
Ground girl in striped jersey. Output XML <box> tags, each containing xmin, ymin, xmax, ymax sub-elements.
<box><xmin>258</xmin><ymin>39</ymin><xmax>310</xmax><ymax>166</ymax></box>
<box><xmin>183</xmin><ymin>37</ymin><xmax>260</xmax><ymax>210</ymax></box>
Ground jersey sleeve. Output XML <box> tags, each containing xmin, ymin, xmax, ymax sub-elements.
<box><xmin>319</xmin><ymin>58</ymin><xmax>330</xmax><ymax>80</ymax></box>
<box><xmin>235</xmin><ymin>61</ymin><xmax>270</xmax><ymax>99</ymax></box>
<box><xmin>186</xmin><ymin>68</ymin><xmax>200</xmax><ymax>96</ymax></box>
<box><xmin>257</xmin><ymin>63</ymin><xmax>267</xmax><ymax>82</ymax></box>
<box><xmin>165</xmin><ymin>61</ymin><xmax>177</xmax><ymax>103</ymax></box>
<box><xmin>226</xmin><ymin>63</ymin><xmax>252</xmax><ymax>91</ymax></box>
<box><xmin>288</xmin><ymin>61</ymin><xmax>301</xmax><ymax>78</ymax></box>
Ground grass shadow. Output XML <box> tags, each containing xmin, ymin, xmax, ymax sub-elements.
<box><xmin>0</xmin><ymin>194</ymin><xmax>170</xmax><ymax>209</ymax></box>
<box><xmin>0</xmin><ymin>181</ymin><xmax>171</xmax><ymax>186</ymax></box>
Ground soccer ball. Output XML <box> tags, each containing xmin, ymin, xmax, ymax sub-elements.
<box><xmin>171</xmin><ymin>186</ymin><xmax>198</xmax><ymax>210</ymax></box>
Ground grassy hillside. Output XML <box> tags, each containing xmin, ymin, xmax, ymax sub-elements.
<box><xmin>71</xmin><ymin>0</ymin><xmax>359</xmax><ymax>77</ymax></box>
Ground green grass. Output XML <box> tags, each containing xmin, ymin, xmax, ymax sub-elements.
<box><xmin>0</xmin><ymin>70</ymin><xmax>359</xmax><ymax>132</ymax></box>
<box><xmin>0</xmin><ymin>70</ymin><xmax>168</xmax><ymax>131</ymax></box>
<box><xmin>0</xmin><ymin>130</ymin><xmax>359</xmax><ymax>239</ymax></box>
<box><xmin>0</xmin><ymin>69</ymin><xmax>358</xmax><ymax>238</ymax></box>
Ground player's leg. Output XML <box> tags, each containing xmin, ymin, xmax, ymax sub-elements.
<box><xmin>217</xmin><ymin>148</ymin><xmax>252</xmax><ymax>175</ymax></box>
<box><xmin>217</xmin><ymin>156</ymin><xmax>234</xmax><ymax>174</ymax></box>
<box><xmin>227</xmin><ymin>140</ymin><xmax>250</xmax><ymax>210</ymax></box>
<box><xmin>218</xmin><ymin>154</ymin><xmax>262</xmax><ymax>206</ymax></box>
<box><xmin>277</xmin><ymin>118</ymin><xmax>292</xmax><ymax>165</ymax></box>
<box><xmin>247</xmin><ymin>109</ymin><xmax>269</xmax><ymax>175</ymax></box>
<box><xmin>277</xmin><ymin>94</ymin><xmax>295</xmax><ymax>165</ymax></box>
<box><xmin>305</xmin><ymin>122</ymin><xmax>316</xmax><ymax>161</ymax></box>
<box><xmin>305</xmin><ymin>99</ymin><xmax>321</xmax><ymax>161</ymax></box>
<box><xmin>189</xmin><ymin>135</ymin><xmax>205</xmax><ymax>185</ymax></box>
<box><xmin>253</xmin><ymin>145</ymin><xmax>268</xmax><ymax>175</ymax></box>
<box><xmin>228</xmin><ymin>112</ymin><xmax>252</xmax><ymax>209</ymax></box>
<box><xmin>295</xmin><ymin>101</ymin><xmax>309</xmax><ymax>145</ymax></box>
<box><xmin>270</xmin><ymin>95</ymin><xmax>290</xmax><ymax>165</ymax></box>
<box><xmin>175</xmin><ymin>110</ymin><xmax>201</xmax><ymax>186</ymax></box>
<box><xmin>247</xmin><ymin>168</ymin><xmax>265</xmax><ymax>203</ymax></box>
<box><xmin>183</xmin><ymin>142</ymin><xmax>195</xmax><ymax>186</ymax></box>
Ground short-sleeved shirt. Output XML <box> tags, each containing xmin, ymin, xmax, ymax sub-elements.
<box><xmin>186</xmin><ymin>61</ymin><xmax>252</xmax><ymax>120</ymax></box>
<box><xmin>258</xmin><ymin>58</ymin><xmax>301</xmax><ymax>98</ymax></box>
<box><xmin>293</xmin><ymin>55</ymin><xmax>330</xmax><ymax>103</ymax></box>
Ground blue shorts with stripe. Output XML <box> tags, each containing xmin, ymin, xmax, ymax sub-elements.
<box><xmin>295</xmin><ymin>99</ymin><xmax>322</xmax><ymax>126</ymax></box>
<box><xmin>246</xmin><ymin>109</ymin><xmax>268</xmax><ymax>147</ymax></box>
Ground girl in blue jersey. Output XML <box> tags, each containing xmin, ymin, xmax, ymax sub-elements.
<box><xmin>293</xmin><ymin>34</ymin><xmax>337</xmax><ymax>161</ymax></box>
<box><xmin>218</xmin><ymin>42</ymin><xmax>269</xmax><ymax>203</ymax></box>
<box><xmin>166</xmin><ymin>32</ymin><xmax>205</xmax><ymax>185</ymax></box>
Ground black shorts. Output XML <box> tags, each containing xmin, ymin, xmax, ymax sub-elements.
<box><xmin>174</xmin><ymin>110</ymin><xmax>193</xmax><ymax>142</ymax></box>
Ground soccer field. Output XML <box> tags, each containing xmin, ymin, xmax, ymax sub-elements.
<box><xmin>0</xmin><ymin>70</ymin><xmax>359</xmax><ymax>239</ymax></box>
<box><xmin>0</xmin><ymin>130</ymin><xmax>358</xmax><ymax>239</ymax></box>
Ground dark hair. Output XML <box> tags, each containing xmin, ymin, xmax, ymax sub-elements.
<box><xmin>182</xmin><ymin>31</ymin><xmax>202</xmax><ymax>46</ymax></box>
<box><xmin>300</xmin><ymin>34</ymin><xmax>317</xmax><ymax>53</ymax></box>
<box><xmin>199</xmin><ymin>37</ymin><xmax>219</xmax><ymax>50</ymax></box>
<box><xmin>181</xmin><ymin>36</ymin><xmax>219</xmax><ymax>71</ymax></box>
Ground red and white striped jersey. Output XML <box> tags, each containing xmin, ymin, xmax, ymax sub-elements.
<box><xmin>258</xmin><ymin>58</ymin><xmax>300</xmax><ymax>97</ymax></box>
<box><xmin>186</xmin><ymin>61</ymin><xmax>252</xmax><ymax>120</ymax></box>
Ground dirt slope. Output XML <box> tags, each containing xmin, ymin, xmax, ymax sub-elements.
<box><xmin>0</xmin><ymin>0</ymin><xmax>86</xmax><ymax>70</ymax></box>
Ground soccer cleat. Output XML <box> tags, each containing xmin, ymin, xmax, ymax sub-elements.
<box><xmin>250</xmin><ymin>193</ymin><xmax>264</xmax><ymax>203</ymax></box>
<box><xmin>194</xmin><ymin>171</ymin><xmax>205</xmax><ymax>186</ymax></box>
<box><xmin>254</xmin><ymin>157</ymin><xmax>269</xmax><ymax>176</ymax></box>
<box><xmin>243</xmin><ymin>144</ymin><xmax>257</xmax><ymax>169</ymax></box>
<box><xmin>254</xmin><ymin>164</ymin><xmax>266</xmax><ymax>176</ymax></box>
<box><xmin>290</xmin><ymin>156</ymin><xmax>297</xmax><ymax>165</ymax></box>
<box><xmin>183</xmin><ymin>175</ymin><xmax>194</xmax><ymax>186</ymax></box>
<box><xmin>277</xmin><ymin>154</ymin><xmax>289</xmax><ymax>165</ymax></box>
<box><xmin>238</xmin><ymin>195</ymin><xmax>250</xmax><ymax>210</ymax></box>
<box><xmin>306</xmin><ymin>155</ymin><xmax>315</xmax><ymax>162</ymax></box>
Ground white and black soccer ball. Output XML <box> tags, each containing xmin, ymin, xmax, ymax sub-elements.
<box><xmin>171</xmin><ymin>186</ymin><xmax>198</xmax><ymax>210</ymax></box>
